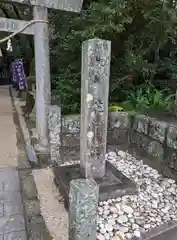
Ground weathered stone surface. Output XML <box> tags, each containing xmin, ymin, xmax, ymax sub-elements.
<box><xmin>0</xmin><ymin>214</ymin><xmax>25</xmax><ymax>233</ymax></box>
<box><xmin>149</xmin><ymin>119</ymin><xmax>167</xmax><ymax>143</ymax></box>
<box><xmin>49</xmin><ymin>131</ymin><xmax>61</xmax><ymax>144</ymax></box>
<box><xmin>69</xmin><ymin>179</ymin><xmax>99</xmax><ymax>240</ymax></box>
<box><xmin>130</xmin><ymin>131</ymin><xmax>164</xmax><ymax>159</ymax></box>
<box><xmin>33</xmin><ymin>5</ymin><xmax>51</xmax><ymax>150</ymax></box>
<box><xmin>62</xmin><ymin>115</ymin><xmax>80</xmax><ymax>133</ymax></box>
<box><xmin>107</xmin><ymin>112</ymin><xmax>130</xmax><ymax>145</ymax></box>
<box><xmin>108</xmin><ymin>111</ymin><xmax>177</xmax><ymax>170</ymax></box>
<box><xmin>62</xmin><ymin>133</ymin><xmax>80</xmax><ymax>148</ymax></box>
<box><xmin>0</xmin><ymin>17</ymin><xmax>34</xmax><ymax>35</ymax></box>
<box><xmin>164</xmin><ymin>147</ymin><xmax>177</xmax><ymax>170</ymax></box>
<box><xmin>19</xmin><ymin>170</ymin><xmax>51</xmax><ymax>240</ymax></box>
<box><xmin>133</xmin><ymin>114</ymin><xmax>150</xmax><ymax>135</ymax></box>
<box><xmin>22</xmin><ymin>174</ymin><xmax>38</xmax><ymax>200</ymax></box>
<box><xmin>80</xmin><ymin>38</ymin><xmax>111</xmax><ymax>179</ymax></box>
<box><xmin>3</xmin><ymin>0</ymin><xmax>84</xmax><ymax>12</ymax></box>
<box><xmin>4</xmin><ymin>230</ymin><xmax>27</xmax><ymax>240</ymax></box>
<box><xmin>54</xmin><ymin>161</ymin><xmax>137</xmax><ymax>206</ymax></box>
<box><xmin>27</xmin><ymin>223</ymin><xmax>52</xmax><ymax>240</ymax></box>
<box><xmin>49</xmin><ymin>130</ymin><xmax>62</xmax><ymax>165</ymax></box>
<box><xmin>48</xmin><ymin>105</ymin><xmax>61</xmax><ymax>133</ymax></box>
<box><xmin>0</xmin><ymin>169</ymin><xmax>27</xmax><ymax>238</ymax></box>
<box><xmin>107</xmin><ymin>128</ymin><xmax>128</xmax><ymax>145</ymax></box>
<box><xmin>108</xmin><ymin>112</ymin><xmax>130</xmax><ymax>130</ymax></box>
<box><xmin>130</xmin><ymin>131</ymin><xmax>149</xmax><ymax>151</ymax></box>
<box><xmin>128</xmin><ymin>129</ymin><xmax>136</xmax><ymax>145</ymax></box>
<box><xmin>24</xmin><ymin>200</ymin><xmax>41</xmax><ymax>218</ymax></box>
<box><xmin>147</xmin><ymin>140</ymin><xmax>164</xmax><ymax>159</ymax></box>
<box><xmin>0</xmin><ymin>168</ymin><xmax>20</xmax><ymax>192</ymax></box>
<box><xmin>48</xmin><ymin>105</ymin><xmax>62</xmax><ymax>165</ymax></box>
<box><xmin>166</xmin><ymin>125</ymin><xmax>177</xmax><ymax>150</ymax></box>
<box><xmin>0</xmin><ymin>192</ymin><xmax>23</xmax><ymax>217</ymax></box>
<box><xmin>62</xmin><ymin>146</ymin><xmax>80</xmax><ymax>162</ymax></box>
<box><xmin>138</xmin><ymin>134</ymin><xmax>150</xmax><ymax>152</ymax></box>
<box><xmin>131</xmin><ymin>221</ymin><xmax>177</xmax><ymax>240</ymax></box>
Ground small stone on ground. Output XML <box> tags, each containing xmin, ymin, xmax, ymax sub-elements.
<box><xmin>96</xmin><ymin>150</ymin><xmax>177</xmax><ymax>240</ymax></box>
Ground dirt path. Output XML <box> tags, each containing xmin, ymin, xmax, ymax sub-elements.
<box><xmin>0</xmin><ymin>86</ymin><xmax>19</xmax><ymax>167</ymax></box>
<box><xmin>0</xmin><ymin>85</ymin><xmax>52</xmax><ymax>240</ymax></box>
<box><xmin>0</xmin><ymin>85</ymin><xmax>28</xmax><ymax>238</ymax></box>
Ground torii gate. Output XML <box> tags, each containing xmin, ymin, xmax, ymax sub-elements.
<box><xmin>0</xmin><ymin>0</ymin><xmax>83</xmax><ymax>152</ymax></box>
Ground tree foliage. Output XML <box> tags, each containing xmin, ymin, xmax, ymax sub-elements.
<box><xmin>1</xmin><ymin>1</ymin><xmax>177</xmax><ymax>114</ymax></box>
<box><xmin>49</xmin><ymin>0</ymin><xmax>177</xmax><ymax>113</ymax></box>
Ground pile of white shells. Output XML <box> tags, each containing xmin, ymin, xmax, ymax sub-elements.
<box><xmin>96</xmin><ymin>150</ymin><xmax>177</xmax><ymax>240</ymax></box>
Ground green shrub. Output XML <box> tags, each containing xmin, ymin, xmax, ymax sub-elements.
<box><xmin>52</xmin><ymin>74</ymin><xmax>80</xmax><ymax>114</ymax></box>
<box><xmin>122</xmin><ymin>85</ymin><xmax>175</xmax><ymax>113</ymax></box>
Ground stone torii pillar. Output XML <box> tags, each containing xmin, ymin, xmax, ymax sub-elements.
<box><xmin>1</xmin><ymin>0</ymin><xmax>83</xmax><ymax>153</ymax></box>
<box><xmin>33</xmin><ymin>5</ymin><xmax>50</xmax><ymax>152</ymax></box>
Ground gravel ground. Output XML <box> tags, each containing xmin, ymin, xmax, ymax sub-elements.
<box><xmin>96</xmin><ymin>150</ymin><xmax>177</xmax><ymax>240</ymax></box>
<box><xmin>31</xmin><ymin>150</ymin><xmax>177</xmax><ymax>240</ymax></box>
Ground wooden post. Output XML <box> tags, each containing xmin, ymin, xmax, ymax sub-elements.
<box><xmin>33</xmin><ymin>6</ymin><xmax>51</xmax><ymax>152</ymax></box>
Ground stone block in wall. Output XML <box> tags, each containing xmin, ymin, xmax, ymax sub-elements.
<box><xmin>149</xmin><ymin>118</ymin><xmax>168</xmax><ymax>143</ymax></box>
<box><xmin>133</xmin><ymin>114</ymin><xmax>151</xmax><ymax>135</ymax></box>
<box><xmin>107</xmin><ymin>112</ymin><xmax>131</xmax><ymax>145</ymax></box>
<box><xmin>164</xmin><ymin>147</ymin><xmax>177</xmax><ymax>170</ymax></box>
<box><xmin>147</xmin><ymin>140</ymin><xmax>164</xmax><ymax>159</ymax></box>
<box><xmin>48</xmin><ymin>105</ymin><xmax>62</xmax><ymax>165</ymax></box>
<box><xmin>107</xmin><ymin>129</ymin><xmax>129</xmax><ymax>145</ymax></box>
<box><xmin>61</xmin><ymin>112</ymin><xmax>132</xmax><ymax>136</ymax></box>
<box><xmin>130</xmin><ymin>131</ymin><xmax>164</xmax><ymax>160</ymax></box>
<box><xmin>62</xmin><ymin>133</ymin><xmax>80</xmax><ymax>147</ymax></box>
<box><xmin>130</xmin><ymin>131</ymin><xmax>149</xmax><ymax>152</ymax></box>
<box><xmin>108</xmin><ymin>112</ymin><xmax>131</xmax><ymax>130</ymax></box>
<box><xmin>62</xmin><ymin>115</ymin><xmax>80</xmax><ymax>133</ymax></box>
<box><xmin>166</xmin><ymin>125</ymin><xmax>177</xmax><ymax>150</ymax></box>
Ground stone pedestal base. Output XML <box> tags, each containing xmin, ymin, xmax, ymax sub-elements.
<box><xmin>54</xmin><ymin>161</ymin><xmax>137</xmax><ymax>209</ymax></box>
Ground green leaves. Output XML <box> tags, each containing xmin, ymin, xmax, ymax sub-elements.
<box><xmin>48</xmin><ymin>0</ymin><xmax>177</xmax><ymax>114</ymax></box>
<box><xmin>123</xmin><ymin>85</ymin><xmax>175</xmax><ymax>112</ymax></box>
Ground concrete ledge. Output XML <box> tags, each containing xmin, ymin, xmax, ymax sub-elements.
<box><xmin>131</xmin><ymin>221</ymin><xmax>177</xmax><ymax>240</ymax></box>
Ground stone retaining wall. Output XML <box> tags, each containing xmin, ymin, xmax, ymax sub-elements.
<box><xmin>108</xmin><ymin>112</ymin><xmax>177</xmax><ymax>171</ymax></box>
<box><xmin>62</xmin><ymin>114</ymin><xmax>80</xmax><ymax>133</ymax></box>
<box><xmin>60</xmin><ymin>112</ymin><xmax>177</xmax><ymax>171</ymax></box>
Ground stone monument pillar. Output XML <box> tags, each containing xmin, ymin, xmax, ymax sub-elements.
<box><xmin>53</xmin><ymin>37</ymin><xmax>136</xmax><ymax>206</ymax></box>
<box><xmin>80</xmin><ymin>38</ymin><xmax>111</xmax><ymax>179</ymax></box>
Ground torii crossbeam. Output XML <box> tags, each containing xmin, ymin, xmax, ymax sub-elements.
<box><xmin>1</xmin><ymin>0</ymin><xmax>83</xmax><ymax>12</ymax></box>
